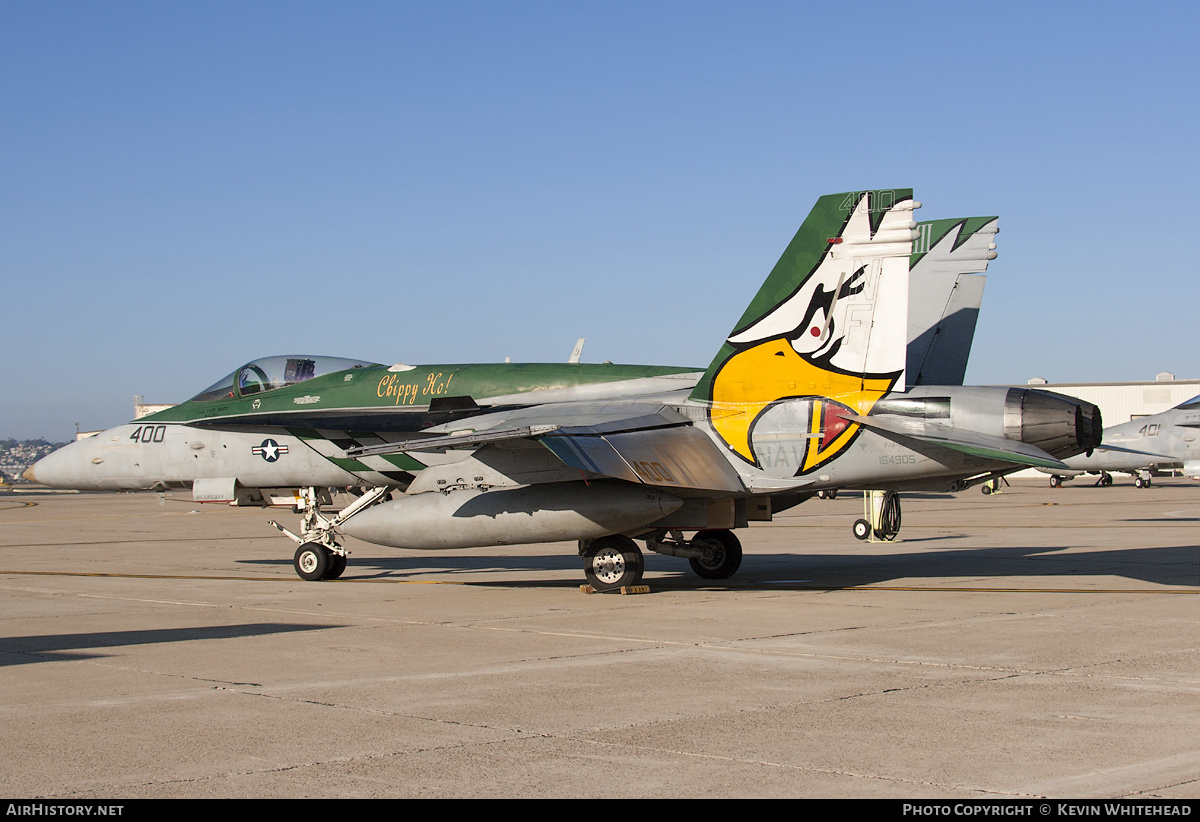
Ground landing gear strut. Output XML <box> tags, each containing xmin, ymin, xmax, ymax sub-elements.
<box><xmin>271</xmin><ymin>486</ymin><xmax>391</xmax><ymax>580</ymax></box>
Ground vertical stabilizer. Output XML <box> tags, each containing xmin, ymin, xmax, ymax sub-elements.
<box><xmin>691</xmin><ymin>190</ymin><xmax>919</xmax><ymax>467</ymax></box>
<box><xmin>906</xmin><ymin>217</ymin><xmax>998</xmax><ymax>387</ymax></box>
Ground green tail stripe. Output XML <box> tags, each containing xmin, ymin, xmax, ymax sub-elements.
<box><xmin>910</xmin><ymin>216</ymin><xmax>998</xmax><ymax>268</ymax></box>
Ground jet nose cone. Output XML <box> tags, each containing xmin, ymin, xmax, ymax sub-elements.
<box><xmin>22</xmin><ymin>443</ymin><xmax>87</xmax><ymax>489</ymax></box>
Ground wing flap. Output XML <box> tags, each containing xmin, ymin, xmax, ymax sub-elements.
<box><xmin>542</xmin><ymin>426</ymin><xmax>746</xmax><ymax>492</ymax></box>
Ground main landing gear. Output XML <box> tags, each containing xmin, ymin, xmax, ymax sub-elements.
<box><xmin>271</xmin><ymin>486</ymin><xmax>391</xmax><ymax>581</ymax></box>
<box><xmin>580</xmin><ymin>529</ymin><xmax>744</xmax><ymax>591</ymax></box>
<box><xmin>579</xmin><ymin>535</ymin><xmax>645</xmax><ymax>590</ymax></box>
<box><xmin>686</xmin><ymin>529</ymin><xmax>744</xmax><ymax>579</ymax></box>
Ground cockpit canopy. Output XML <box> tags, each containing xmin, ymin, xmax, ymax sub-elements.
<box><xmin>189</xmin><ymin>355</ymin><xmax>379</xmax><ymax>402</ymax></box>
<box><xmin>1178</xmin><ymin>394</ymin><xmax>1200</xmax><ymax>411</ymax></box>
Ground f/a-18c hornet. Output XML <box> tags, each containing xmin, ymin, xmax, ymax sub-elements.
<box><xmin>1041</xmin><ymin>395</ymin><xmax>1200</xmax><ymax>488</ymax></box>
<box><xmin>27</xmin><ymin>189</ymin><xmax>1102</xmax><ymax>589</ymax></box>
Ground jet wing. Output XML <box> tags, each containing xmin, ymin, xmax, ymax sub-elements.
<box><xmin>345</xmin><ymin>402</ymin><xmax>747</xmax><ymax>493</ymax></box>
<box><xmin>847</xmin><ymin>413</ymin><xmax>1070</xmax><ymax>470</ymax></box>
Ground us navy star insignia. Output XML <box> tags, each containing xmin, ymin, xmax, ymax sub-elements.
<box><xmin>252</xmin><ymin>439</ymin><xmax>288</xmax><ymax>462</ymax></box>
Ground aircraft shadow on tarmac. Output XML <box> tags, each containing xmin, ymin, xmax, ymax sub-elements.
<box><xmin>732</xmin><ymin>543</ymin><xmax>1200</xmax><ymax>589</ymax></box>
<box><xmin>0</xmin><ymin>623</ymin><xmax>338</xmax><ymax>667</ymax></box>
<box><xmin>238</xmin><ymin>541</ymin><xmax>1200</xmax><ymax>590</ymax></box>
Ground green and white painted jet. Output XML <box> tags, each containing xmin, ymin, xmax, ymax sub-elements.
<box><xmin>27</xmin><ymin>189</ymin><xmax>1102</xmax><ymax>589</ymax></box>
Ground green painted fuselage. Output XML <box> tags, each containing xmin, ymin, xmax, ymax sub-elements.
<box><xmin>146</xmin><ymin>361</ymin><xmax>702</xmax><ymax>432</ymax></box>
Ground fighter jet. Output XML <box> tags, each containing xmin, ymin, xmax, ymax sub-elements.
<box><xmin>27</xmin><ymin>189</ymin><xmax>1102</xmax><ymax>589</ymax></box>
<box><xmin>1041</xmin><ymin>395</ymin><xmax>1200</xmax><ymax>488</ymax></box>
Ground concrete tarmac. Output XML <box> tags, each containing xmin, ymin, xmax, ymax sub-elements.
<box><xmin>1</xmin><ymin>479</ymin><xmax>1197</xmax><ymax>798</ymax></box>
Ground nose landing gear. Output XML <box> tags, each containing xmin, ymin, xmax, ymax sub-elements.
<box><xmin>273</xmin><ymin>486</ymin><xmax>392</xmax><ymax>580</ymax></box>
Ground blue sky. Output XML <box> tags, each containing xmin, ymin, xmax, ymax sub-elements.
<box><xmin>3</xmin><ymin>1</ymin><xmax>1197</xmax><ymax>440</ymax></box>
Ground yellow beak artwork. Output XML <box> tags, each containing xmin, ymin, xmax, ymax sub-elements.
<box><xmin>709</xmin><ymin>337</ymin><xmax>896</xmax><ymax>471</ymax></box>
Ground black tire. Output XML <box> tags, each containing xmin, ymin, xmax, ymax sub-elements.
<box><xmin>853</xmin><ymin>518</ymin><xmax>871</xmax><ymax>540</ymax></box>
<box><xmin>982</xmin><ymin>485</ymin><xmax>992</xmax><ymax>495</ymax></box>
<box><xmin>688</xmin><ymin>529</ymin><xmax>743</xmax><ymax>580</ymax></box>
<box><xmin>294</xmin><ymin>542</ymin><xmax>331</xmax><ymax>581</ymax></box>
<box><xmin>1050</xmin><ymin>476</ymin><xmax>1062</xmax><ymax>488</ymax></box>
<box><xmin>581</xmin><ymin>535</ymin><xmax>645</xmax><ymax>590</ymax></box>
<box><xmin>325</xmin><ymin>552</ymin><xmax>348</xmax><ymax>579</ymax></box>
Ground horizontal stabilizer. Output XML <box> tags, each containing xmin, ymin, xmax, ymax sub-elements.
<box><xmin>847</xmin><ymin>413</ymin><xmax>1070</xmax><ymax>470</ymax></box>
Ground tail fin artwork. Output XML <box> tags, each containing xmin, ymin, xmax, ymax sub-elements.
<box><xmin>690</xmin><ymin>189</ymin><xmax>920</xmax><ymax>471</ymax></box>
<box><xmin>906</xmin><ymin>217</ymin><xmax>999</xmax><ymax>388</ymax></box>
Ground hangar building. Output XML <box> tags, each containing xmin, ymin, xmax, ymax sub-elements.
<box><xmin>1020</xmin><ymin>372</ymin><xmax>1198</xmax><ymax>426</ymax></box>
